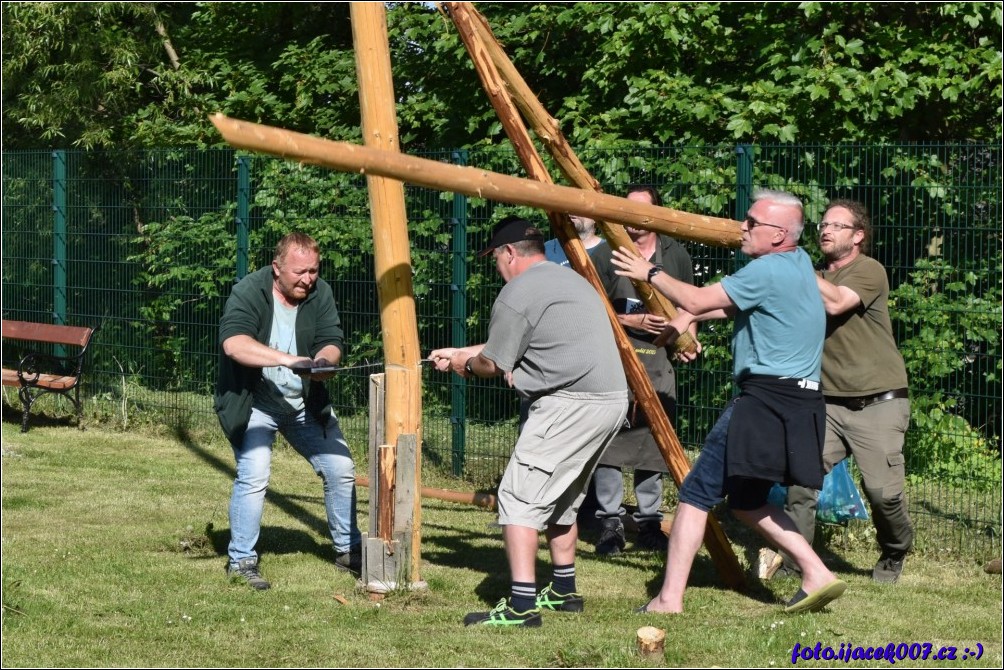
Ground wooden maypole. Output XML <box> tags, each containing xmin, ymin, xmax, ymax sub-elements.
<box><xmin>350</xmin><ymin>2</ymin><xmax>423</xmax><ymax>588</ymax></box>
<box><xmin>209</xmin><ymin>4</ymin><xmax>748</xmax><ymax>595</ymax></box>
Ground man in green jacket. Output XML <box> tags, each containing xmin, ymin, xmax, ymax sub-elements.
<box><xmin>215</xmin><ymin>232</ymin><xmax>361</xmax><ymax>590</ymax></box>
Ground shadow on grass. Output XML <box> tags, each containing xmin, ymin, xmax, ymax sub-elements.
<box><xmin>629</xmin><ymin>508</ymin><xmax>872</xmax><ymax>608</ymax></box>
<box><xmin>174</xmin><ymin>426</ymin><xmax>359</xmax><ymax>566</ymax></box>
<box><xmin>1</xmin><ymin>400</ymin><xmax>79</xmax><ymax>432</ymax></box>
<box><xmin>412</xmin><ymin>509</ymin><xmax>511</xmax><ymax>603</ymax></box>
<box><xmin>171</xmin><ymin>424</ymin><xmax>871</xmax><ymax>607</ymax></box>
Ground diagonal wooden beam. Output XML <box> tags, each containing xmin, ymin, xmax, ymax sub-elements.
<box><xmin>447</xmin><ymin>1</ymin><xmax>745</xmax><ymax>591</ymax></box>
<box><xmin>460</xmin><ymin>3</ymin><xmax>698</xmax><ymax>354</ymax></box>
<box><xmin>210</xmin><ymin>114</ymin><xmax>743</xmax><ymax>248</ymax></box>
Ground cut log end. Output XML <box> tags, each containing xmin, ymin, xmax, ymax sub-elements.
<box><xmin>637</xmin><ymin>625</ymin><xmax>666</xmax><ymax>658</ymax></box>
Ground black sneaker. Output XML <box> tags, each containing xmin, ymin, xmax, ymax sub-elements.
<box><xmin>335</xmin><ymin>546</ymin><xmax>362</xmax><ymax>575</ymax></box>
<box><xmin>595</xmin><ymin>518</ymin><xmax>625</xmax><ymax>556</ymax></box>
<box><xmin>873</xmin><ymin>552</ymin><xmax>905</xmax><ymax>583</ymax></box>
<box><xmin>634</xmin><ymin>520</ymin><xmax>667</xmax><ymax>552</ymax></box>
<box><xmin>227</xmin><ymin>557</ymin><xmax>270</xmax><ymax>591</ymax></box>
<box><xmin>535</xmin><ymin>583</ymin><xmax>584</xmax><ymax>613</ymax></box>
<box><xmin>464</xmin><ymin>598</ymin><xmax>542</xmax><ymax>627</ymax></box>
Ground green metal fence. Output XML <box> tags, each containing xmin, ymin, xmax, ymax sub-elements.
<box><xmin>2</xmin><ymin>143</ymin><xmax>1000</xmax><ymax>559</ymax></box>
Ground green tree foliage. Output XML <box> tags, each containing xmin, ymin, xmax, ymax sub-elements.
<box><xmin>3</xmin><ymin>2</ymin><xmax>1001</xmax><ymax>150</ymax></box>
<box><xmin>890</xmin><ymin>258</ymin><xmax>1002</xmax><ymax>490</ymax></box>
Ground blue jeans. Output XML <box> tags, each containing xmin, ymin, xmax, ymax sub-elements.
<box><xmin>228</xmin><ymin>407</ymin><xmax>361</xmax><ymax>564</ymax></box>
<box><xmin>678</xmin><ymin>400</ymin><xmax>735</xmax><ymax>512</ymax></box>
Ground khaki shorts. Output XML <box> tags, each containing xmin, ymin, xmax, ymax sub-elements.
<box><xmin>497</xmin><ymin>390</ymin><xmax>628</xmax><ymax>530</ymax></box>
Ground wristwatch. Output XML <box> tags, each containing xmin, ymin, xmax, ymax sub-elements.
<box><xmin>647</xmin><ymin>264</ymin><xmax>664</xmax><ymax>283</ymax></box>
<box><xmin>464</xmin><ymin>357</ymin><xmax>475</xmax><ymax>377</ymax></box>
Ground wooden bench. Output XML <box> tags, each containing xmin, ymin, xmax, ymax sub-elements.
<box><xmin>2</xmin><ymin>319</ymin><xmax>98</xmax><ymax>433</ymax></box>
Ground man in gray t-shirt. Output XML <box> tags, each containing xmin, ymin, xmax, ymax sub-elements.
<box><xmin>430</xmin><ymin>216</ymin><xmax>628</xmax><ymax>628</ymax></box>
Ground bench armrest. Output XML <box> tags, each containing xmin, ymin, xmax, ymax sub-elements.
<box><xmin>16</xmin><ymin>351</ymin><xmax>84</xmax><ymax>385</ymax></box>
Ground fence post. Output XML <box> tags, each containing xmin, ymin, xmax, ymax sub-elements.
<box><xmin>450</xmin><ymin>149</ymin><xmax>469</xmax><ymax>477</ymax></box>
<box><xmin>51</xmin><ymin>150</ymin><xmax>67</xmax><ymax>328</ymax></box>
<box><xmin>235</xmin><ymin>155</ymin><xmax>251</xmax><ymax>280</ymax></box>
<box><xmin>734</xmin><ymin>144</ymin><xmax>754</xmax><ymax>270</ymax></box>
<box><xmin>735</xmin><ymin>144</ymin><xmax>754</xmax><ymax>218</ymax></box>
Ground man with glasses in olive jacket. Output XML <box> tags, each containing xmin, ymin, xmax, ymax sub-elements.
<box><xmin>767</xmin><ymin>199</ymin><xmax>913</xmax><ymax>584</ymax></box>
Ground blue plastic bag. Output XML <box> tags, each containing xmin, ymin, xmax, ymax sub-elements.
<box><xmin>816</xmin><ymin>459</ymin><xmax>870</xmax><ymax>524</ymax></box>
<box><xmin>767</xmin><ymin>459</ymin><xmax>870</xmax><ymax>524</ymax></box>
<box><xmin>767</xmin><ymin>481</ymin><xmax>788</xmax><ymax>508</ymax></box>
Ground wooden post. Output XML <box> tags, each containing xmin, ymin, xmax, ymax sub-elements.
<box><xmin>350</xmin><ymin>2</ymin><xmax>423</xmax><ymax>582</ymax></box>
<box><xmin>367</xmin><ymin>373</ymin><xmax>386</xmax><ymax>539</ymax></box>
<box><xmin>209</xmin><ymin>114</ymin><xmax>743</xmax><ymax>248</ymax></box>
<box><xmin>447</xmin><ymin>2</ymin><xmax>744</xmax><ymax>590</ymax></box>
<box><xmin>363</xmin><ymin>375</ymin><xmax>425</xmax><ymax>594</ymax></box>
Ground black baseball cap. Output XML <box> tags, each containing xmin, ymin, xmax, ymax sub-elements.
<box><xmin>478</xmin><ymin>215</ymin><xmax>545</xmax><ymax>257</ymax></box>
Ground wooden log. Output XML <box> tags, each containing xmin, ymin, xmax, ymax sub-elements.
<box><xmin>350</xmin><ymin>0</ymin><xmax>423</xmax><ymax>582</ymax></box>
<box><xmin>209</xmin><ymin>114</ymin><xmax>743</xmax><ymax>248</ymax></box>
<box><xmin>636</xmin><ymin>626</ymin><xmax>666</xmax><ymax>658</ymax></box>
<box><xmin>458</xmin><ymin>2</ymin><xmax>698</xmax><ymax>355</ymax></box>
<box><xmin>357</xmin><ymin>476</ymin><xmax>675</xmax><ymax>539</ymax></box>
<box><xmin>449</xmin><ymin>1</ymin><xmax>744</xmax><ymax>591</ymax></box>
<box><xmin>414</xmin><ymin>487</ymin><xmax>497</xmax><ymax>510</ymax></box>
<box><xmin>356</xmin><ymin>476</ymin><xmax>498</xmax><ymax>509</ymax></box>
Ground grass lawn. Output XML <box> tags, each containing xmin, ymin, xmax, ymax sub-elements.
<box><xmin>2</xmin><ymin>422</ymin><xmax>1001</xmax><ymax>667</ymax></box>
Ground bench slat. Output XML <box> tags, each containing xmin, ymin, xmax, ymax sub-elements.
<box><xmin>2</xmin><ymin>320</ymin><xmax>93</xmax><ymax>348</ymax></box>
<box><xmin>2</xmin><ymin>369</ymin><xmax>78</xmax><ymax>390</ymax></box>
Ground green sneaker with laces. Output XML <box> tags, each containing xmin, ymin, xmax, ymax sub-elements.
<box><xmin>535</xmin><ymin>583</ymin><xmax>585</xmax><ymax>613</ymax></box>
<box><xmin>463</xmin><ymin>598</ymin><xmax>542</xmax><ymax>627</ymax></box>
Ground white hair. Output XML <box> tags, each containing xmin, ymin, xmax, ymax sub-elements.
<box><xmin>752</xmin><ymin>188</ymin><xmax>803</xmax><ymax>211</ymax></box>
<box><xmin>752</xmin><ymin>188</ymin><xmax>804</xmax><ymax>239</ymax></box>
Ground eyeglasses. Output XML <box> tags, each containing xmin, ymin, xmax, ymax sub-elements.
<box><xmin>816</xmin><ymin>222</ymin><xmax>857</xmax><ymax>233</ymax></box>
<box><xmin>743</xmin><ymin>216</ymin><xmax>786</xmax><ymax>231</ymax></box>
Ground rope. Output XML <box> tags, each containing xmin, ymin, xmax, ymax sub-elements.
<box><xmin>327</xmin><ymin>360</ymin><xmax>436</xmax><ymax>373</ymax></box>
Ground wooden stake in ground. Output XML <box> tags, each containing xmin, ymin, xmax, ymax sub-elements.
<box><xmin>637</xmin><ymin>626</ymin><xmax>666</xmax><ymax>658</ymax></box>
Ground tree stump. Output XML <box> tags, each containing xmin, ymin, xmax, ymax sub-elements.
<box><xmin>637</xmin><ymin>626</ymin><xmax>666</xmax><ymax>658</ymax></box>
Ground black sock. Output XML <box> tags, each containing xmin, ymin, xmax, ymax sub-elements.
<box><xmin>510</xmin><ymin>581</ymin><xmax>537</xmax><ymax>612</ymax></box>
<box><xmin>552</xmin><ymin>563</ymin><xmax>576</xmax><ymax>594</ymax></box>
